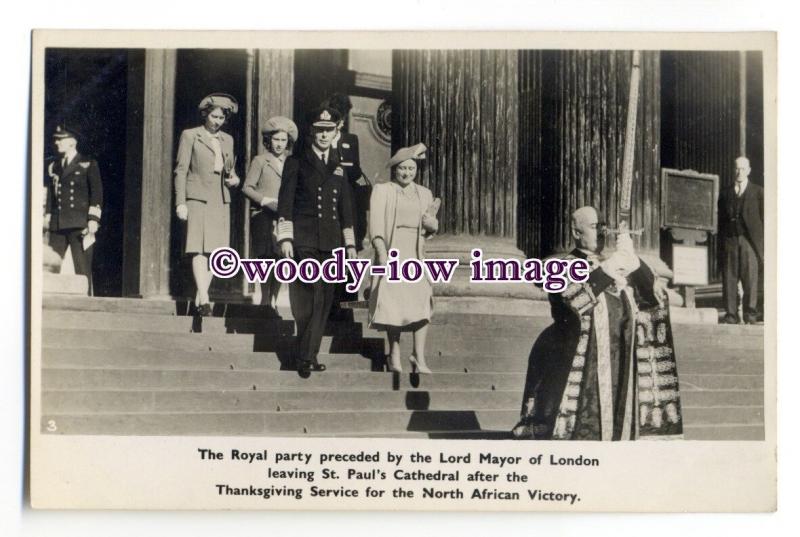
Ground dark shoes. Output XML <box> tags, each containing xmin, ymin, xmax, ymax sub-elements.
<box><xmin>721</xmin><ymin>313</ymin><xmax>740</xmax><ymax>324</ymax></box>
<box><xmin>722</xmin><ymin>313</ymin><xmax>762</xmax><ymax>325</ymax></box>
<box><xmin>743</xmin><ymin>313</ymin><xmax>761</xmax><ymax>325</ymax></box>
<box><xmin>297</xmin><ymin>361</ymin><xmax>327</xmax><ymax>375</ymax></box>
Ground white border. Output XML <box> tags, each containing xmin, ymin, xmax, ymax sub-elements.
<box><xmin>3</xmin><ymin>0</ymin><xmax>796</xmax><ymax>535</ymax></box>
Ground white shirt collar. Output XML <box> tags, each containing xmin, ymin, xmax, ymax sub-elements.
<box><xmin>312</xmin><ymin>145</ymin><xmax>328</xmax><ymax>162</ymax></box>
<box><xmin>736</xmin><ymin>177</ymin><xmax>749</xmax><ymax>194</ymax></box>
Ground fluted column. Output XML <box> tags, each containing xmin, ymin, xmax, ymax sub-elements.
<box><xmin>135</xmin><ymin>49</ymin><xmax>176</xmax><ymax>298</ymax></box>
<box><xmin>255</xmin><ymin>49</ymin><xmax>294</xmax><ymax>156</ymax></box>
<box><xmin>518</xmin><ymin>50</ymin><xmax>662</xmax><ymax>260</ymax></box>
<box><xmin>393</xmin><ymin>50</ymin><xmax>530</xmax><ymax>298</ymax></box>
<box><xmin>393</xmin><ymin>50</ymin><xmax>518</xmax><ymax>237</ymax></box>
<box><xmin>662</xmin><ymin>51</ymin><xmax>744</xmax><ymax>281</ymax></box>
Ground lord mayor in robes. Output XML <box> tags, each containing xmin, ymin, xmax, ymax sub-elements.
<box><xmin>513</xmin><ymin>207</ymin><xmax>684</xmax><ymax>441</ymax></box>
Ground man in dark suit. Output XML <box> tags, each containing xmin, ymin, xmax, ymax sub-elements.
<box><xmin>277</xmin><ymin>107</ymin><xmax>358</xmax><ymax>375</ymax></box>
<box><xmin>718</xmin><ymin>156</ymin><xmax>763</xmax><ymax>324</ymax></box>
<box><xmin>324</xmin><ymin>93</ymin><xmax>368</xmax><ymax>250</ymax></box>
<box><xmin>324</xmin><ymin>93</ymin><xmax>370</xmax><ymax>311</ymax></box>
<box><xmin>44</xmin><ymin>124</ymin><xmax>103</xmax><ymax>295</ymax></box>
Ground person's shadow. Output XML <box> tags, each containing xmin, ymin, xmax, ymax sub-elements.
<box><xmin>514</xmin><ymin>320</ymin><xmax>577</xmax><ymax>439</ymax></box>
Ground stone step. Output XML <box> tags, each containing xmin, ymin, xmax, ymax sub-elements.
<box><xmin>681</xmin><ymin>424</ymin><xmax>765</xmax><ymax>441</ymax></box>
<box><xmin>42</xmin><ymin>364</ymin><xmax>761</xmax><ymax>393</ymax></box>
<box><xmin>41</xmin><ymin>348</ymin><xmax>765</xmax><ymax>374</ymax></box>
<box><xmin>42</xmin><ymin>308</ymin><xmax>765</xmax><ymax>342</ymax></box>
<box><xmin>40</xmin><ymin>409</ymin><xmax>522</xmax><ymax>436</ymax></box>
<box><xmin>42</xmin><ymin>328</ymin><xmax>383</xmax><ymax>355</ymax></box>
<box><xmin>678</xmin><ymin>374</ymin><xmax>763</xmax><ymax>390</ymax></box>
<box><xmin>682</xmin><ymin>345</ymin><xmax>765</xmax><ymax>359</ymax></box>
<box><xmin>42</xmin><ymin>293</ymin><xmax>743</xmax><ymax>324</ymax></box>
<box><xmin>43</xmin><ymin>294</ymin><xmax>767</xmax><ymax>333</ymax></box>
<box><xmin>42</xmin><ymin>310</ymin><xmax>559</xmax><ymax>337</ymax></box>
<box><xmin>42</xmin><ymin>348</ymin><xmax>379</xmax><ymax>372</ymax></box>
<box><xmin>42</xmin><ymin>368</ymin><xmax>528</xmax><ymax>393</ymax></box>
<box><xmin>315</xmin><ymin>430</ymin><xmax>513</xmax><ymax>440</ymax></box>
<box><xmin>41</xmin><ymin>327</ymin><xmax>764</xmax><ymax>362</ymax></box>
<box><xmin>310</xmin><ymin>425</ymin><xmax>764</xmax><ymax>441</ymax></box>
<box><xmin>42</xmin><ymin>295</ymin><xmax>555</xmax><ymax>319</ymax></box>
<box><xmin>43</xmin><ymin>295</ymin><xmax>179</xmax><ymax>316</ymax></box>
<box><xmin>39</xmin><ymin>404</ymin><xmax>764</xmax><ymax>437</ymax></box>
<box><xmin>681</xmin><ymin>405</ymin><xmax>764</xmax><ymax>425</ymax></box>
<box><xmin>680</xmin><ymin>390</ymin><xmax>764</xmax><ymax>407</ymax></box>
<box><xmin>41</xmin><ymin>388</ymin><xmax>762</xmax><ymax>425</ymax></box>
<box><xmin>41</xmin><ymin>389</ymin><xmax>522</xmax><ymax>413</ymax></box>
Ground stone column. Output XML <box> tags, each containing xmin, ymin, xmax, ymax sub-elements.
<box><xmin>662</xmin><ymin>51</ymin><xmax>743</xmax><ymax>281</ymax></box>
<box><xmin>127</xmin><ymin>49</ymin><xmax>176</xmax><ymax>298</ymax></box>
<box><xmin>240</xmin><ymin>49</ymin><xmax>294</xmax><ymax>299</ymax></box>
<box><xmin>518</xmin><ymin>50</ymin><xmax>663</xmax><ymax>261</ymax></box>
<box><xmin>255</xmin><ymin>49</ymin><xmax>294</xmax><ymax>158</ymax></box>
<box><xmin>393</xmin><ymin>50</ymin><xmax>534</xmax><ymax>299</ymax></box>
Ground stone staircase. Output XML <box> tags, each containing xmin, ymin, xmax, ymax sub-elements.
<box><xmin>39</xmin><ymin>295</ymin><xmax>765</xmax><ymax>440</ymax></box>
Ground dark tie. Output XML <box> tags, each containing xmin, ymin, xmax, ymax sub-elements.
<box><xmin>321</xmin><ymin>152</ymin><xmax>327</xmax><ymax>165</ymax></box>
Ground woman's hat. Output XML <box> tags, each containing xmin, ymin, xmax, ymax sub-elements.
<box><xmin>387</xmin><ymin>143</ymin><xmax>427</xmax><ymax>168</ymax></box>
<box><xmin>198</xmin><ymin>93</ymin><xmax>239</xmax><ymax>114</ymax></box>
<box><xmin>262</xmin><ymin>116</ymin><xmax>299</xmax><ymax>142</ymax></box>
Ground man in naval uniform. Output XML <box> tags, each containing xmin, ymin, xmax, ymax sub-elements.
<box><xmin>277</xmin><ymin>107</ymin><xmax>357</xmax><ymax>375</ymax></box>
<box><xmin>44</xmin><ymin>124</ymin><xmax>103</xmax><ymax>295</ymax></box>
<box><xmin>324</xmin><ymin>93</ymin><xmax>367</xmax><ymax>249</ymax></box>
<box><xmin>323</xmin><ymin>93</ymin><xmax>369</xmax><ymax>312</ymax></box>
<box><xmin>513</xmin><ymin>206</ymin><xmax>683</xmax><ymax>441</ymax></box>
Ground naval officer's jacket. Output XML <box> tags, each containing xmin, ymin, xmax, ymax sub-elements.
<box><xmin>46</xmin><ymin>153</ymin><xmax>103</xmax><ymax>231</ymax></box>
<box><xmin>277</xmin><ymin>146</ymin><xmax>355</xmax><ymax>251</ymax></box>
<box><xmin>333</xmin><ymin>131</ymin><xmax>363</xmax><ymax>186</ymax></box>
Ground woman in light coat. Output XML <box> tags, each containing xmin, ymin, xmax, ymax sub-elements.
<box><xmin>242</xmin><ymin>116</ymin><xmax>298</xmax><ymax>311</ymax></box>
<box><xmin>174</xmin><ymin>93</ymin><xmax>240</xmax><ymax>316</ymax></box>
<box><xmin>368</xmin><ymin>143</ymin><xmax>439</xmax><ymax>374</ymax></box>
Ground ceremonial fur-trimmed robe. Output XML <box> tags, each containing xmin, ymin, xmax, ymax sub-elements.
<box><xmin>513</xmin><ymin>249</ymin><xmax>683</xmax><ymax>441</ymax></box>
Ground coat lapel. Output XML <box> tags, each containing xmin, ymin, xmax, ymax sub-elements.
<box><xmin>264</xmin><ymin>152</ymin><xmax>285</xmax><ymax>177</ymax></box>
<box><xmin>305</xmin><ymin>147</ymin><xmax>329</xmax><ymax>185</ymax></box>
<box><xmin>195</xmin><ymin>127</ymin><xmax>216</xmax><ymax>154</ymax></box>
<box><xmin>61</xmin><ymin>153</ymin><xmax>82</xmax><ymax>178</ymax></box>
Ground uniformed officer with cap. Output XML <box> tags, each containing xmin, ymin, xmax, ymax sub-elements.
<box><xmin>277</xmin><ymin>106</ymin><xmax>357</xmax><ymax>375</ymax></box>
<box><xmin>45</xmin><ymin>124</ymin><xmax>103</xmax><ymax>295</ymax></box>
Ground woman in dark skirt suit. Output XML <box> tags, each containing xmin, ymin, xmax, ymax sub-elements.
<box><xmin>174</xmin><ymin>93</ymin><xmax>240</xmax><ymax>316</ymax></box>
<box><xmin>242</xmin><ymin>115</ymin><xmax>298</xmax><ymax>310</ymax></box>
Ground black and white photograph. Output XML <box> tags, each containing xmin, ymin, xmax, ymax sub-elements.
<box><xmin>27</xmin><ymin>30</ymin><xmax>777</xmax><ymax>512</ymax></box>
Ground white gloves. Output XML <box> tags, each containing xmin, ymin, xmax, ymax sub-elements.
<box><xmin>601</xmin><ymin>232</ymin><xmax>640</xmax><ymax>286</ymax></box>
<box><xmin>421</xmin><ymin>214</ymin><xmax>438</xmax><ymax>233</ymax></box>
<box><xmin>260</xmin><ymin>196</ymin><xmax>279</xmax><ymax>212</ymax></box>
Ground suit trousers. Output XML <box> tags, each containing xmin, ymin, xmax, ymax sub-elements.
<box><xmin>723</xmin><ymin>234</ymin><xmax>759</xmax><ymax>318</ymax></box>
<box><xmin>290</xmin><ymin>247</ymin><xmax>336</xmax><ymax>366</ymax></box>
<box><xmin>49</xmin><ymin>228</ymin><xmax>94</xmax><ymax>295</ymax></box>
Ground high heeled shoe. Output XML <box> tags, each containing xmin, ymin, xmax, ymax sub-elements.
<box><xmin>408</xmin><ymin>355</ymin><xmax>432</xmax><ymax>375</ymax></box>
<box><xmin>386</xmin><ymin>354</ymin><xmax>403</xmax><ymax>373</ymax></box>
